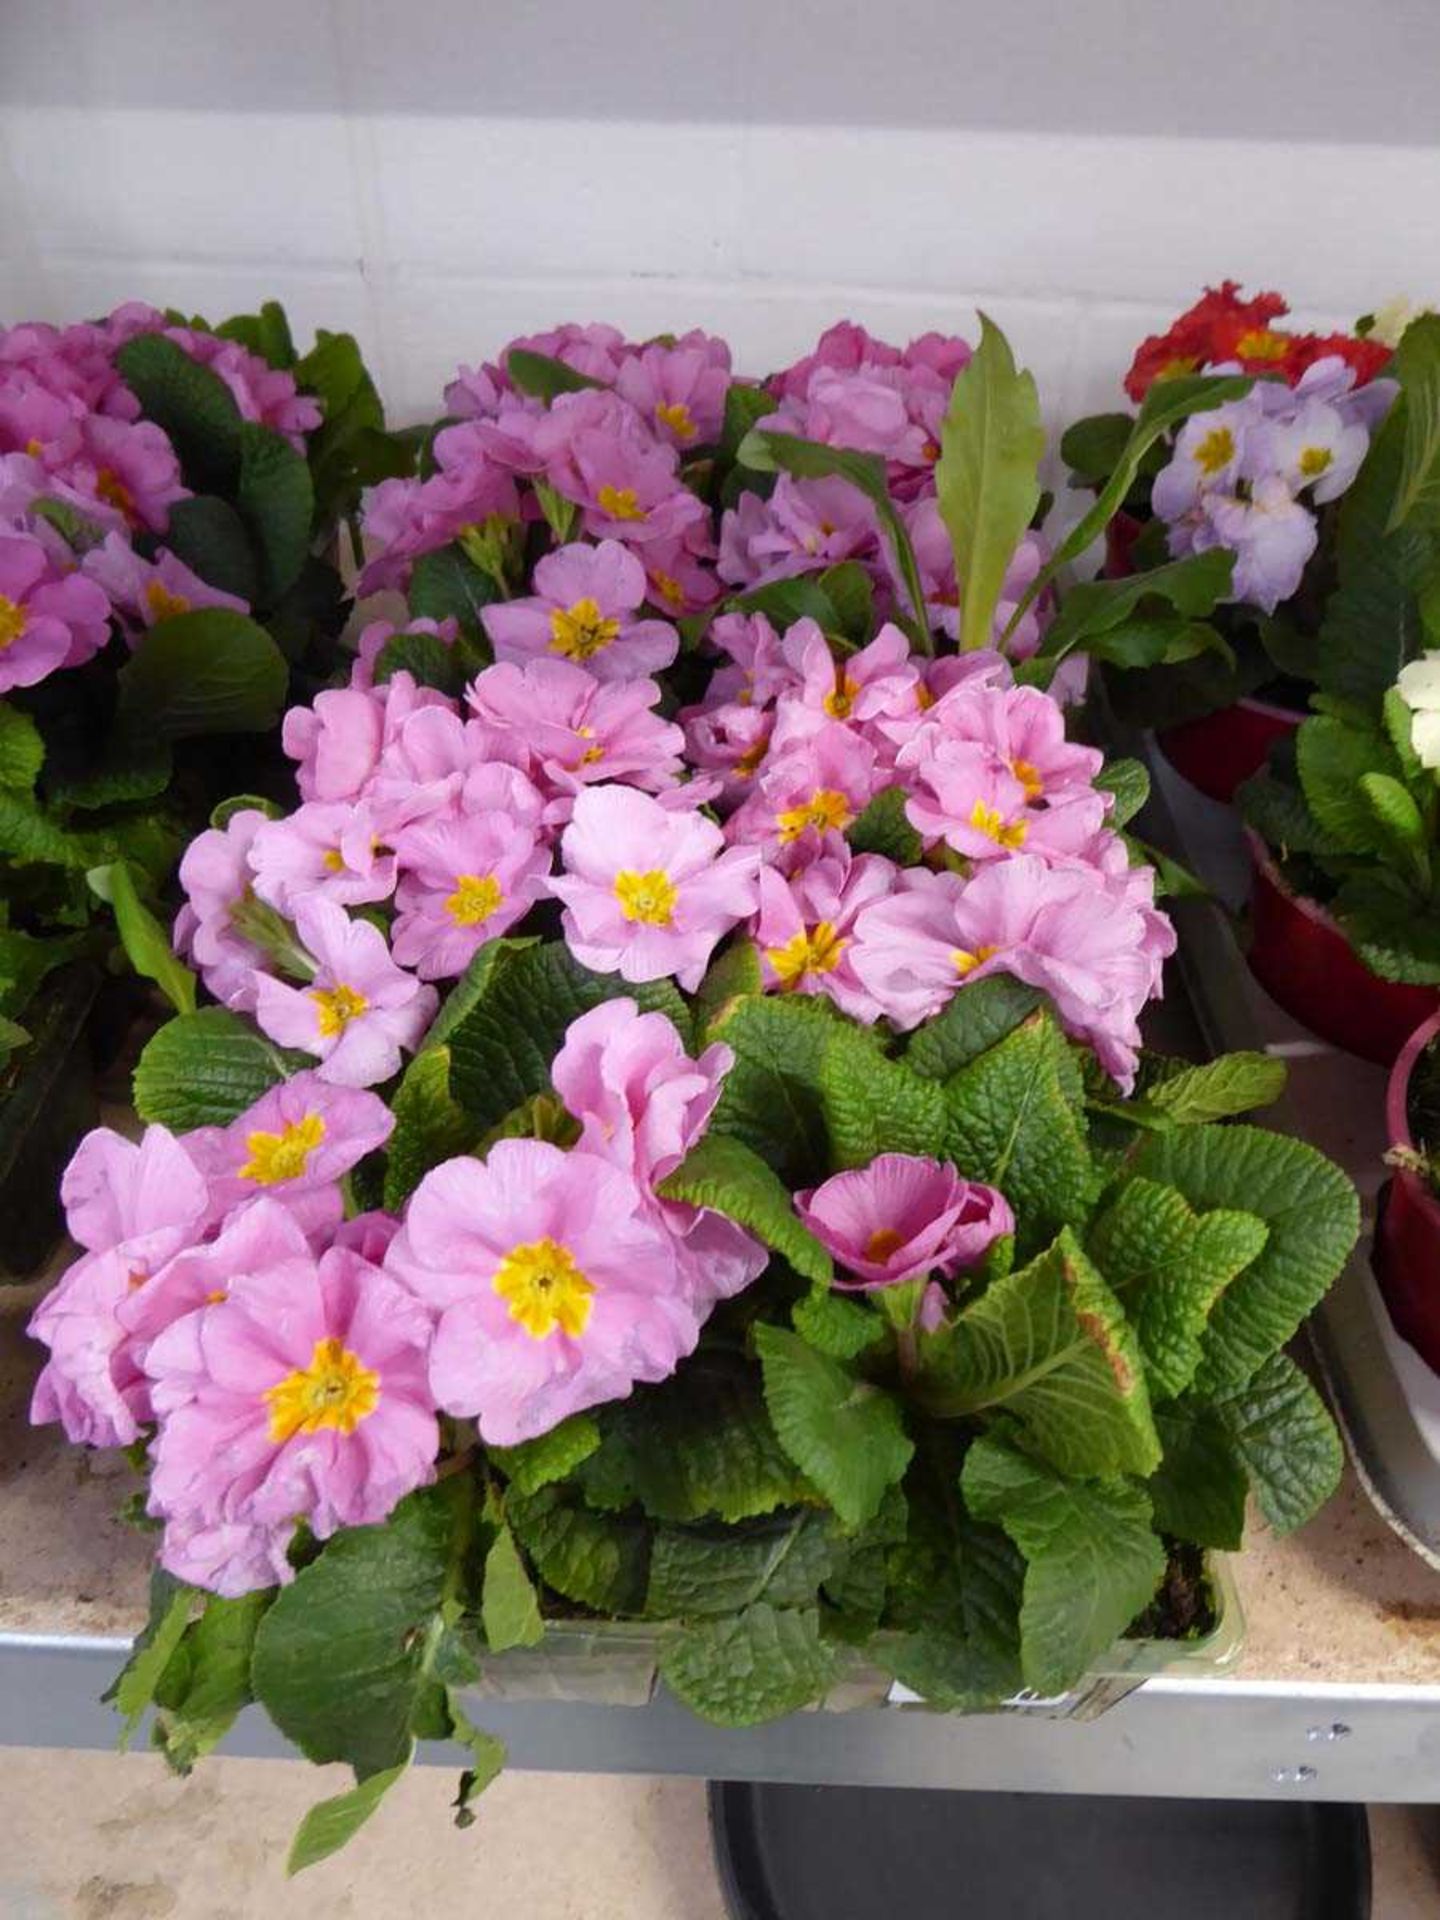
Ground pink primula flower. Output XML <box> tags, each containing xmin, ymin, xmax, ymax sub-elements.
<box><xmin>254</xmin><ymin>898</ymin><xmax>437</xmax><ymax>1087</ymax></box>
<box><xmin>718</xmin><ymin>474</ymin><xmax>877</xmax><ymax>589</ymax></box>
<box><xmin>0</xmin><ymin>529</ymin><xmax>112</xmax><ymax>692</ymax></box>
<box><xmin>173</xmin><ymin>807</ymin><xmax>270</xmax><ymax>1011</ymax></box>
<box><xmin>390</xmin><ymin>810</ymin><xmax>553</xmax><ymax>979</ymax></box>
<box><xmin>770</xmin><ymin>620</ymin><xmax>920</xmax><ymax>753</ymax></box>
<box><xmin>532</xmin><ymin>389</ymin><xmax>708</xmax><ymax>546</ymax></box>
<box><xmin>551</xmin><ymin>785</ymin><xmax>761</xmax><ymax>991</ymax></box>
<box><xmin>163</xmin><ymin>326</ymin><xmax>322</xmax><ymax>449</ymax></box>
<box><xmin>614</xmin><ymin>333</ymin><xmax>731</xmax><ymax>449</ymax></box>
<box><xmin>357</xmin><ymin>463</ymin><xmax>520</xmax><ymax>595</ymax></box>
<box><xmin>795</xmin><ymin>1153</ymin><xmax>1013</xmax><ymax>1290</ymax></box>
<box><xmin>82</xmin><ymin>532</ymin><xmax>248</xmax><ymax>630</ymax></box>
<box><xmin>754</xmin><ymin>841</ymin><xmax>897</xmax><ymax>1021</ymax></box>
<box><xmin>71</xmin><ymin>413</ymin><xmax>186</xmax><ymax>533</ymax></box>
<box><xmin>144</xmin><ymin>1233</ymin><xmax>438</xmax><ymax>1595</ymax></box>
<box><xmin>249</xmin><ymin>800</ymin><xmax>399</xmax><ymax>915</ymax></box>
<box><xmin>483</xmin><ymin>540</ymin><xmax>679</xmax><ymax>682</ymax></box>
<box><xmin>283</xmin><ymin>672</ymin><xmax>450</xmax><ymax>805</ymax></box>
<box><xmin>466</xmin><ymin>659</ymin><xmax>686</xmax><ymax>805</ymax></box>
<box><xmin>725</xmin><ymin>721</ymin><xmax>881</xmax><ymax>862</ymax></box>
<box><xmin>386</xmin><ymin>1139</ymin><xmax>699</xmax><ymax>1446</ymax></box>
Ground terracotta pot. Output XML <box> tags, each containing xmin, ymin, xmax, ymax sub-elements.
<box><xmin>1245</xmin><ymin>834</ymin><xmax>1440</xmax><ymax>1066</ymax></box>
<box><xmin>1156</xmin><ymin>697</ymin><xmax>1301</xmax><ymax>806</ymax></box>
<box><xmin>1374</xmin><ymin>1010</ymin><xmax>1440</xmax><ymax>1374</ymax></box>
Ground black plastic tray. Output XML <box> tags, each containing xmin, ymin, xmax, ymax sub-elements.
<box><xmin>710</xmin><ymin>1782</ymin><xmax>1371</xmax><ymax>1920</ymax></box>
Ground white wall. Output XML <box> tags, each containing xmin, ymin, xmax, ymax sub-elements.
<box><xmin>4</xmin><ymin>0</ymin><xmax>1440</xmax><ymax>428</ymax></box>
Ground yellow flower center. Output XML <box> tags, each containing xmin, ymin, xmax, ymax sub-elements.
<box><xmin>915</xmin><ymin>683</ymin><xmax>935</xmax><ymax>713</ymax></box>
<box><xmin>655</xmin><ymin>400</ymin><xmax>697</xmax><ymax>441</ymax></box>
<box><xmin>953</xmin><ymin>943</ymin><xmax>999</xmax><ymax>977</ymax></box>
<box><xmin>968</xmin><ymin>800</ymin><xmax>1028</xmax><ymax>850</ymax></box>
<box><xmin>823</xmin><ymin>673</ymin><xmax>860</xmax><ymax>720</ymax></box>
<box><xmin>446</xmin><ymin>872</ymin><xmax>504</xmax><ymax>927</ymax></box>
<box><xmin>1193</xmin><ymin>426</ymin><xmax>1236</xmax><ymax>476</ymax></box>
<box><xmin>614</xmin><ymin>868</ymin><xmax>678</xmax><ymax>926</ymax></box>
<box><xmin>776</xmin><ymin>788</ymin><xmax>854</xmax><ymax>843</ymax></box>
<box><xmin>1299</xmin><ymin>445</ymin><xmax>1334</xmax><ymax>479</ymax></box>
<box><xmin>493</xmin><ymin>1236</ymin><xmax>595</xmax><ymax>1339</ymax></box>
<box><xmin>311</xmin><ymin>983</ymin><xmax>369</xmax><ymax>1037</ymax></box>
<box><xmin>1234</xmin><ymin>328</ymin><xmax>1290</xmax><ymax>361</ymax></box>
<box><xmin>549</xmin><ymin>595</ymin><xmax>622</xmax><ymax>661</ymax></box>
<box><xmin>734</xmin><ymin>734</ymin><xmax>771</xmax><ymax>779</ymax></box>
<box><xmin>864</xmin><ymin>1227</ymin><xmax>907</xmax><ymax>1263</ymax></box>
<box><xmin>1011</xmin><ymin>756</ymin><xmax>1043</xmax><ymax>802</ymax></box>
<box><xmin>24</xmin><ymin>437</ymin><xmax>43</xmax><ymax>457</ymax></box>
<box><xmin>767</xmin><ymin>921</ymin><xmax>848</xmax><ymax>988</ymax></box>
<box><xmin>263</xmin><ymin>1336</ymin><xmax>379</xmax><ymax>1442</ymax></box>
<box><xmin>143</xmin><ymin>579</ymin><xmax>191</xmax><ymax>623</ymax></box>
<box><xmin>649</xmin><ymin>569</ymin><xmax>684</xmax><ymax>606</ymax></box>
<box><xmin>0</xmin><ymin>596</ymin><xmax>27</xmax><ymax>651</ymax></box>
<box><xmin>95</xmin><ymin>467</ymin><xmax>136</xmax><ymax>520</ymax></box>
<box><xmin>597</xmin><ymin>484</ymin><xmax>645</xmax><ymax>522</ymax></box>
<box><xmin>322</xmin><ymin>848</ymin><xmax>346</xmax><ymax>874</ymax></box>
<box><xmin>1156</xmin><ymin>354</ymin><xmax>1200</xmax><ymax>382</ymax></box>
<box><xmin>240</xmin><ymin>1112</ymin><xmax>327</xmax><ymax>1185</ymax></box>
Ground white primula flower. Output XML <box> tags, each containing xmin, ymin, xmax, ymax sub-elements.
<box><xmin>1395</xmin><ymin>652</ymin><xmax>1440</xmax><ymax>770</ymax></box>
<box><xmin>1370</xmin><ymin>298</ymin><xmax>1435</xmax><ymax>350</ymax></box>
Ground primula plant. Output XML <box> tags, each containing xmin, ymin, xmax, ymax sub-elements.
<box><xmin>27</xmin><ymin>316</ymin><xmax>1359</xmax><ymax>1870</ymax></box>
<box><xmin>0</xmin><ymin>298</ymin><xmax>399</xmax><ymax>1272</ymax></box>
<box><xmin>1062</xmin><ymin>282</ymin><xmax>1415</xmax><ymax>731</ymax></box>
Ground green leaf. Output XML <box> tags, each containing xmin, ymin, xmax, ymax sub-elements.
<box><xmin>490</xmin><ymin>1413</ymin><xmax>601</xmax><ymax>1495</ymax></box>
<box><xmin>579</xmin><ymin>1351</ymin><xmax>810</xmax><ymax>1525</ymax></box>
<box><xmin>1147</xmin><ymin>1400</ymin><xmax>1248</xmax><ymax>1551</ymax></box>
<box><xmin>720</xmin><ymin>382</ymin><xmax>777</xmax><ymax>462</ymax></box>
<box><xmin>656</xmin><ymin>1131</ymin><xmax>830</xmax><ymax>1284</ymax></box>
<box><xmin>818</xmin><ymin>1024</ymin><xmax>948</xmax><ymax>1170</ymax></box>
<box><xmin>1213</xmin><ymin>1351</ymin><xmax>1343</xmax><ymax>1533</ymax></box>
<box><xmin>692</xmin><ymin>938</ymin><xmax>762</xmax><ymax>1038</ymax></box>
<box><xmin>1038</xmin><ymin>551</ymin><xmax>1235</xmax><ymax>668</ymax></box>
<box><xmin>792</xmin><ymin>1286</ymin><xmax>885</xmax><ymax>1360</ymax></box>
<box><xmin>372</xmin><ymin>628</ymin><xmax>468</xmax><ymax>696</ymax></box>
<box><xmin>1334</xmin><ymin>870</ymin><xmax>1440</xmax><ymax>984</ymax></box>
<box><xmin>288</xmin><ymin>1760</ymin><xmax>410</xmax><ymax>1875</ymax></box>
<box><xmin>1096</xmin><ymin>757</ymin><xmax>1151</xmax><ymax>829</ymax></box>
<box><xmin>904</xmin><ymin>976</ymin><xmax>1044</xmax><ymax>1081</ymax></box>
<box><xmin>251</xmin><ymin>1486</ymin><xmax>461</xmax><ymax>1779</ymax></box>
<box><xmin>754</xmin><ymin>1324</ymin><xmax>913</xmax><ymax>1530</ymax></box>
<box><xmin>1142</xmin><ymin>1053</ymin><xmax>1287</xmax><ymax>1125</ymax></box>
<box><xmin>706</xmin><ymin>993</ymin><xmax>852</xmax><ymax>1182</ymax></box>
<box><xmin>506</xmin><ymin>348</ymin><xmax>607</xmax><ymax>399</ymax></box>
<box><xmin>379</xmin><ymin>1046</ymin><xmax>474</xmax><ymax>1211</ymax></box>
<box><xmin>407</xmin><ymin>542</ymin><xmax>500</xmax><ymax>640</ymax></box>
<box><xmin>1360</xmin><ymin>771</ymin><xmax>1430</xmax><ymax>882</ymax></box>
<box><xmin>506</xmin><ymin>1485</ymin><xmax>650</xmax><ymax>1614</ymax></box>
<box><xmin>237</xmin><ymin>422</ymin><xmax>314</xmax><ymax>603</ymax></box>
<box><xmin>0</xmin><ymin>702</ymin><xmax>44</xmax><ymax>792</ymax></box>
<box><xmin>919</xmin><ymin>1228</ymin><xmax>1160</xmax><ymax>1476</ymax></box>
<box><xmin>962</xmin><ymin>1434</ymin><xmax>1165</xmax><ymax>1696</ymax></box>
<box><xmin>116</xmin><ymin>609</ymin><xmax>288</xmax><ymax>741</ymax></box>
<box><xmin>1236</xmin><ymin>768</ymin><xmax>1339</xmax><ymax>859</ymax></box>
<box><xmin>481</xmin><ymin>1525</ymin><xmax>544</xmax><ymax>1652</ymax></box>
<box><xmin>1296</xmin><ymin>714</ymin><xmax>1398</xmax><ymax>857</ymax></box>
<box><xmin>115</xmin><ymin>334</ymin><xmax>244</xmax><ymax>494</ymax></box>
<box><xmin>814</xmin><ymin>560</ymin><xmax>876</xmax><ymax>646</ymax></box>
<box><xmin>935</xmin><ymin>314</ymin><xmax>1045</xmax><ymax>652</ymax></box>
<box><xmin>736</xmin><ymin>428</ymin><xmax>930</xmax><ymax>649</ymax></box>
<box><xmin>133</xmin><ymin>1006</ymin><xmax>302</xmax><ymax>1131</ymax></box>
<box><xmin>86</xmin><ymin>862</ymin><xmax>196</xmax><ymax>1015</ymax></box>
<box><xmin>846</xmin><ymin>785</ymin><xmax>923</xmax><ymax>863</ymax></box>
<box><xmin>448</xmin><ymin>1701</ymin><xmax>506</xmax><ymax>1828</ymax></box>
<box><xmin>1061</xmin><ymin>411</ymin><xmax>1155</xmax><ymax>485</ymax></box>
<box><xmin>163</xmin><ymin>495</ymin><xmax>261</xmax><ymax>604</ymax></box>
<box><xmin>216</xmin><ymin>301</ymin><xmax>296</xmax><ymax>369</ymax></box>
<box><xmin>47</xmin><ymin>734</ymin><xmax>173</xmax><ymax>811</ymax></box>
<box><xmin>0</xmin><ymin>926</ymin><xmax>86</xmax><ymax>1018</ymax></box>
<box><xmin>1133</xmin><ymin>1125</ymin><xmax>1360</xmax><ymax>1392</ymax></box>
<box><xmin>1087</xmin><ymin>1178</ymin><xmax>1269</xmax><ymax>1399</ymax></box>
<box><xmin>941</xmin><ymin>1010</ymin><xmax>1094</xmax><ymax>1258</ymax></box>
<box><xmin>646</xmin><ymin>1510</ymin><xmax>840</xmax><ymax>1620</ymax></box>
<box><xmin>1385</xmin><ymin>312</ymin><xmax>1440</xmax><ymax>532</ymax></box>
<box><xmin>0</xmin><ymin>789</ymin><xmax>88</xmax><ymax>868</ymax></box>
<box><xmin>152</xmin><ymin>1589</ymin><xmax>271</xmax><ymax>1773</ymax></box>
<box><xmin>660</xmin><ymin>1603</ymin><xmax>836</xmax><ymax>1726</ymax></box>
<box><xmin>109</xmin><ymin>1572</ymin><xmax>194</xmax><ymax>1743</ymax></box>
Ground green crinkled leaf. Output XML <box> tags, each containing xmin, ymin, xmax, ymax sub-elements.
<box><xmin>792</xmin><ymin>1285</ymin><xmax>886</xmax><ymax>1360</ymax></box>
<box><xmin>407</xmin><ymin>543</ymin><xmax>500</xmax><ymax>641</ymax></box>
<box><xmin>1295</xmin><ymin>714</ymin><xmax>1399</xmax><ymax>858</ymax></box>
<box><xmin>0</xmin><ymin>926</ymin><xmax>88</xmax><ymax>1018</ymax></box>
<box><xmin>1334</xmin><ymin>870</ymin><xmax>1440</xmax><ymax>985</ymax></box>
<box><xmin>237</xmin><ymin>421</ymin><xmax>315</xmax><ymax>604</ymax></box>
<box><xmin>846</xmin><ymin>785</ymin><xmax>924</xmax><ymax>863</ymax></box>
<box><xmin>87</xmin><ymin>861</ymin><xmax>196</xmax><ymax>1015</ymax></box>
<box><xmin>217</xmin><ymin>301</ymin><xmax>296</xmax><ymax>367</ymax></box>
<box><xmin>646</xmin><ymin>1510</ymin><xmax>840</xmax><ymax>1620</ymax></box>
<box><xmin>656</xmin><ymin>1131</ymin><xmax>830</xmax><ymax>1284</ymax></box>
<box><xmin>1037</xmin><ymin>552</ymin><xmax>1235</xmax><ymax>669</ymax></box>
<box><xmin>481</xmin><ymin>1525</ymin><xmax>544</xmax><ymax>1652</ymax></box>
<box><xmin>817</xmin><ymin>1024</ymin><xmax>948</xmax><ymax>1169</ymax></box>
<box><xmin>1134</xmin><ymin>1126</ymin><xmax>1359</xmax><ymax>1393</ymax></box>
<box><xmin>935</xmin><ymin>314</ymin><xmax>1045</xmax><ymax>653</ymax></box>
<box><xmin>45</xmin><ymin>735</ymin><xmax>173</xmax><ymax>811</ymax></box>
<box><xmin>506</xmin><ymin>348</ymin><xmax>606</xmax><ymax>399</ymax></box>
<box><xmin>0</xmin><ymin>789</ymin><xmax>88</xmax><ymax>868</ymax></box>
<box><xmin>1385</xmin><ymin>313</ymin><xmax>1440</xmax><ymax>532</ymax></box>
<box><xmin>918</xmin><ymin>1228</ymin><xmax>1160</xmax><ymax>1477</ymax></box>
<box><xmin>445</xmin><ymin>938</ymin><xmax>689</xmax><ymax>1133</ymax></box>
<box><xmin>579</xmin><ymin>1351</ymin><xmax>811</xmax><ymax>1525</ymax></box>
<box><xmin>1213</xmin><ymin>1351</ymin><xmax>1343</xmax><ymax>1533</ymax></box>
<box><xmin>754</xmin><ymin>1324</ymin><xmax>913</xmax><ymax>1530</ymax></box>
<box><xmin>1061</xmin><ymin>410</ymin><xmax>1160</xmax><ymax>486</ymax></box>
<box><xmin>1087</xmin><ymin>1178</ymin><xmax>1269</xmax><ymax>1400</ymax></box>
<box><xmin>904</xmin><ymin>975</ymin><xmax>1044</xmax><ymax>1081</ymax></box>
<box><xmin>882</xmin><ymin>1478</ymin><xmax>1024</xmax><ymax>1705</ymax></box>
<box><xmin>133</xmin><ymin>1007</ymin><xmax>302</xmax><ymax>1130</ymax></box>
<box><xmin>1142</xmin><ymin>1052</ymin><xmax>1287</xmax><ymax>1125</ymax></box>
<box><xmin>115</xmin><ymin>333</ymin><xmax>245</xmax><ymax>494</ymax></box>
<box><xmin>382</xmin><ymin>1044</ymin><xmax>475</xmax><ymax>1210</ymax></box>
<box><xmin>490</xmin><ymin>1413</ymin><xmax>601</xmax><ymax>1495</ymax></box>
<box><xmin>448</xmin><ymin>1700</ymin><xmax>506</xmax><ymax>1829</ymax></box>
<box><xmin>372</xmin><ymin>628</ymin><xmax>469</xmax><ymax>696</ymax></box>
<box><xmin>962</xmin><ymin>1434</ymin><xmax>1165</xmax><ymax>1698</ymax></box>
<box><xmin>1097</xmin><ymin>756</ymin><xmax>1150</xmax><ymax>829</ymax></box>
<box><xmin>1359</xmin><ymin>771</ymin><xmax>1431</xmax><ymax>883</ymax></box>
<box><xmin>288</xmin><ymin>1760</ymin><xmax>410</xmax><ymax>1875</ymax></box>
<box><xmin>706</xmin><ymin>992</ymin><xmax>838</xmax><ymax>1182</ymax></box>
<box><xmin>1147</xmin><ymin>1400</ymin><xmax>1249</xmax><ymax>1551</ymax></box>
<box><xmin>164</xmin><ymin>495</ymin><xmax>261</xmax><ymax>606</ymax></box>
<box><xmin>941</xmin><ymin>1010</ymin><xmax>1093</xmax><ymax>1258</ymax></box>
<box><xmin>0</xmin><ymin>702</ymin><xmax>43</xmax><ymax>792</ymax></box>
<box><xmin>1236</xmin><ymin>768</ymin><xmax>1340</xmax><ymax>859</ymax></box>
<box><xmin>251</xmin><ymin>1486</ymin><xmax>462</xmax><ymax>1780</ymax></box>
<box><xmin>116</xmin><ymin>609</ymin><xmax>288</xmax><ymax>741</ymax></box>
<box><xmin>506</xmin><ymin>1485</ymin><xmax>650</xmax><ymax>1614</ymax></box>
<box><xmin>692</xmin><ymin>938</ymin><xmax>762</xmax><ymax>1038</ymax></box>
<box><xmin>108</xmin><ymin>1571</ymin><xmax>194</xmax><ymax>1743</ymax></box>
<box><xmin>152</xmin><ymin>1589</ymin><xmax>272</xmax><ymax>1774</ymax></box>
<box><xmin>659</xmin><ymin>1602</ymin><xmax>836</xmax><ymax>1726</ymax></box>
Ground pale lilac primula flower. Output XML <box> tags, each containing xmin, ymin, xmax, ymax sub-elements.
<box><xmin>795</xmin><ymin>1154</ymin><xmax>1013</xmax><ymax>1291</ymax></box>
<box><xmin>1189</xmin><ymin>476</ymin><xmax>1319</xmax><ymax>616</ymax></box>
<box><xmin>466</xmin><ymin>658</ymin><xmax>686</xmax><ymax>807</ymax></box>
<box><xmin>754</xmin><ymin>840</ymin><xmax>897</xmax><ymax>1022</ymax></box>
<box><xmin>386</xmin><ymin>1140</ymin><xmax>700</xmax><ymax>1446</ymax></box>
<box><xmin>0</xmin><ymin>528</ymin><xmax>111</xmax><ymax>692</ymax></box>
<box><xmin>173</xmin><ymin>807</ymin><xmax>269</xmax><ymax>1012</ymax></box>
<box><xmin>254</xmin><ymin>897</ymin><xmax>437</xmax><ymax>1087</ymax></box>
<box><xmin>551</xmin><ymin>784</ymin><xmax>760</xmax><ymax>991</ymax></box>
<box><xmin>144</xmin><ymin>1237</ymin><xmax>438</xmax><ymax>1595</ymax></box>
<box><xmin>483</xmin><ymin>539</ymin><xmax>679</xmax><ymax>682</ymax></box>
<box><xmin>27</xmin><ymin>1126</ymin><xmax>210</xmax><ymax>1449</ymax></box>
<box><xmin>390</xmin><ymin>810</ymin><xmax>553</xmax><ymax>979</ymax></box>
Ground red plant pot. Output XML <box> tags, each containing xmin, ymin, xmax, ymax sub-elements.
<box><xmin>1156</xmin><ymin>698</ymin><xmax>1301</xmax><ymax>806</ymax></box>
<box><xmin>1374</xmin><ymin>1011</ymin><xmax>1440</xmax><ymax>1374</ymax></box>
<box><xmin>1246</xmin><ymin>834</ymin><xmax>1440</xmax><ymax>1066</ymax></box>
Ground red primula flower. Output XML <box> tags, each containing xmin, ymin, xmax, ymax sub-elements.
<box><xmin>1124</xmin><ymin>281</ymin><xmax>1289</xmax><ymax>401</ymax></box>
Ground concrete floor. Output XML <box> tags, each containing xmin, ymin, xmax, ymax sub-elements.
<box><xmin>2</xmin><ymin>1751</ymin><xmax>1439</xmax><ymax>1917</ymax></box>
